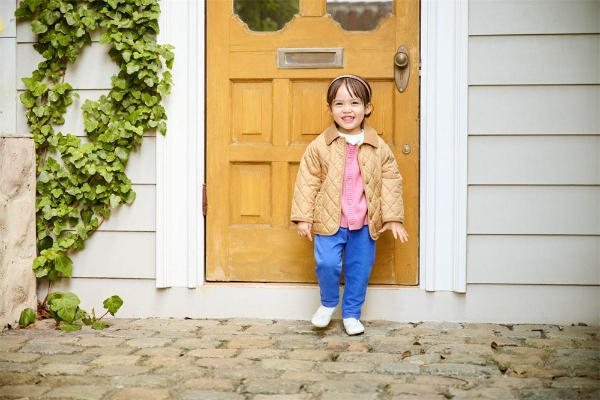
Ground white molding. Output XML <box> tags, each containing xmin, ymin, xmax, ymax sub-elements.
<box><xmin>51</xmin><ymin>279</ymin><xmax>600</xmax><ymax>325</ymax></box>
<box><xmin>184</xmin><ymin>0</ymin><xmax>199</xmax><ymax>288</ymax></box>
<box><xmin>156</xmin><ymin>0</ymin><xmax>205</xmax><ymax>288</ymax></box>
<box><xmin>420</xmin><ymin>0</ymin><xmax>469</xmax><ymax>292</ymax></box>
<box><xmin>155</xmin><ymin>0</ymin><xmax>170</xmax><ymax>288</ymax></box>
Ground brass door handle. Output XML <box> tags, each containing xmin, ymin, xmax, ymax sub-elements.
<box><xmin>394</xmin><ymin>45</ymin><xmax>410</xmax><ymax>93</ymax></box>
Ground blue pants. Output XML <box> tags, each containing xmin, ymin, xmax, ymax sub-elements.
<box><xmin>314</xmin><ymin>226</ymin><xmax>376</xmax><ymax>319</ymax></box>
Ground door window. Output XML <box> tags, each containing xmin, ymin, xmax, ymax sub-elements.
<box><xmin>234</xmin><ymin>0</ymin><xmax>299</xmax><ymax>31</ymax></box>
<box><xmin>326</xmin><ymin>0</ymin><xmax>393</xmax><ymax>31</ymax></box>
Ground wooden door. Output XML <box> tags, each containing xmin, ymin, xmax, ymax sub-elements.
<box><xmin>206</xmin><ymin>0</ymin><xmax>419</xmax><ymax>284</ymax></box>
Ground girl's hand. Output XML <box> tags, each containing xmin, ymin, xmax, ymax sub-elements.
<box><xmin>379</xmin><ymin>222</ymin><xmax>409</xmax><ymax>243</ymax></box>
<box><xmin>297</xmin><ymin>222</ymin><xmax>313</xmax><ymax>241</ymax></box>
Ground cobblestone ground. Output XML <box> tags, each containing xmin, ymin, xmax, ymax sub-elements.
<box><xmin>0</xmin><ymin>318</ymin><xmax>598</xmax><ymax>399</ymax></box>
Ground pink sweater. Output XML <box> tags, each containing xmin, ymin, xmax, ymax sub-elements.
<box><xmin>340</xmin><ymin>143</ymin><xmax>369</xmax><ymax>230</ymax></box>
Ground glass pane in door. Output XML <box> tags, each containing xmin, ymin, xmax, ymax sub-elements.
<box><xmin>234</xmin><ymin>0</ymin><xmax>299</xmax><ymax>31</ymax></box>
<box><xmin>327</xmin><ymin>0</ymin><xmax>393</xmax><ymax>31</ymax></box>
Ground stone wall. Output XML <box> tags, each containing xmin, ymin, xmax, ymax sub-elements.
<box><xmin>0</xmin><ymin>135</ymin><xmax>37</xmax><ymax>330</ymax></box>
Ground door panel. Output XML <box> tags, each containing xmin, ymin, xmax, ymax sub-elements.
<box><xmin>207</xmin><ymin>0</ymin><xmax>419</xmax><ymax>285</ymax></box>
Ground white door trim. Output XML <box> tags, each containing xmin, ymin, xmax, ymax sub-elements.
<box><xmin>156</xmin><ymin>0</ymin><xmax>469</xmax><ymax>292</ymax></box>
<box><xmin>419</xmin><ymin>0</ymin><xmax>469</xmax><ymax>292</ymax></box>
<box><xmin>156</xmin><ymin>0</ymin><xmax>205</xmax><ymax>288</ymax></box>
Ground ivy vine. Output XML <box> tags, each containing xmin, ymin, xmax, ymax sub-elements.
<box><xmin>14</xmin><ymin>0</ymin><xmax>174</xmax><ymax>326</ymax></box>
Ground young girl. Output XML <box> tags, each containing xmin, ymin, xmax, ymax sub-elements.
<box><xmin>291</xmin><ymin>74</ymin><xmax>408</xmax><ymax>335</ymax></box>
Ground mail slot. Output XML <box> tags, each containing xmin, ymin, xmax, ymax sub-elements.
<box><xmin>277</xmin><ymin>48</ymin><xmax>344</xmax><ymax>69</ymax></box>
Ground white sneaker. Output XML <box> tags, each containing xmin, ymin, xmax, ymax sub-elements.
<box><xmin>343</xmin><ymin>318</ymin><xmax>365</xmax><ymax>335</ymax></box>
<box><xmin>311</xmin><ymin>305</ymin><xmax>338</xmax><ymax>328</ymax></box>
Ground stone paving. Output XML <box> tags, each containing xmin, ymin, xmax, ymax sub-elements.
<box><xmin>0</xmin><ymin>318</ymin><xmax>598</xmax><ymax>399</ymax></box>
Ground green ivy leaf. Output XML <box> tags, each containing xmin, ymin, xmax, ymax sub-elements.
<box><xmin>109</xmin><ymin>194</ymin><xmax>121</xmax><ymax>208</ymax></box>
<box><xmin>38</xmin><ymin>236</ymin><xmax>54</xmax><ymax>252</ymax></box>
<box><xmin>84</xmin><ymin>118</ymin><xmax>98</xmax><ymax>132</ymax></box>
<box><xmin>59</xmin><ymin>323</ymin><xmax>82</xmax><ymax>332</ymax></box>
<box><xmin>41</xmin><ymin>125</ymin><xmax>52</xmax><ymax>135</ymax></box>
<box><xmin>80</xmin><ymin>208</ymin><xmax>94</xmax><ymax>224</ymax></box>
<box><xmin>65</xmin><ymin>12</ymin><xmax>77</xmax><ymax>26</ymax></box>
<box><xmin>91</xmin><ymin>320</ymin><xmax>109</xmax><ymax>330</ymax></box>
<box><xmin>19</xmin><ymin>92</ymin><xmax>36</xmax><ymax>108</ymax></box>
<box><xmin>47</xmin><ymin>269</ymin><xmax>60</xmax><ymax>282</ymax></box>
<box><xmin>76</xmin><ymin>224</ymin><xmax>88</xmax><ymax>239</ymax></box>
<box><xmin>35</xmin><ymin>267</ymin><xmax>49</xmax><ymax>278</ymax></box>
<box><xmin>142</xmin><ymin>93</ymin><xmax>157</xmax><ymax>106</ymax></box>
<box><xmin>57</xmin><ymin>237</ymin><xmax>75</xmax><ymax>249</ymax></box>
<box><xmin>19</xmin><ymin>308</ymin><xmax>37</xmax><ymax>328</ymax></box>
<box><xmin>114</xmin><ymin>147</ymin><xmax>128</xmax><ymax>160</ymax></box>
<box><xmin>14</xmin><ymin>0</ymin><xmax>42</xmax><ymax>17</ymax></box>
<box><xmin>124</xmin><ymin>189</ymin><xmax>136</xmax><ymax>204</ymax></box>
<box><xmin>107</xmin><ymin>0</ymin><xmax>120</xmax><ymax>9</ymax></box>
<box><xmin>33</xmin><ymin>254</ymin><xmax>47</xmax><ymax>268</ymax></box>
<box><xmin>31</xmin><ymin>20</ymin><xmax>49</xmax><ymax>34</ymax></box>
<box><xmin>103</xmin><ymin>295</ymin><xmax>123</xmax><ymax>316</ymax></box>
<box><xmin>32</xmin><ymin>106</ymin><xmax>45</xmax><ymax>118</ymax></box>
<box><xmin>54</xmin><ymin>253</ymin><xmax>73</xmax><ymax>277</ymax></box>
<box><xmin>47</xmin><ymin>292</ymin><xmax>80</xmax><ymax>323</ymax></box>
<box><xmin>59</xmin><ymin>2</ymin><xmax>74</xmax><ymax>13</ymax></box>
<box><xmin>100</xmin><ymin>169</ymin><xmax>114</xmax><ymax>183</ymax></box>
<box><xmin>158</xmin><ymin>121</ymin><xmax>167</xmax><ymax>135</ymax></box>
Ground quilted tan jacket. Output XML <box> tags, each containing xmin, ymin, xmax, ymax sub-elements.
<box><xmin>291</xmin><ymin>123</ymin><xmax>404</xmax><ymax>240</ymax></box>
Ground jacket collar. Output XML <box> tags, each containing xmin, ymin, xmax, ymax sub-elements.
<box><xmin>324</xmin><ymin>123</ymin><xmax>379</xmax><ymax>147</ymax></box>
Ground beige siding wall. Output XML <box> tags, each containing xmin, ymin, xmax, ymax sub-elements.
<box><xmin>15</xmin><ymin>18</ymin><xmax>157</xmax><ymax>280</ymax></box>
<box><xmin>467</xmin><ymin>0</ymin><xmax>600</xmax><ymax>285</ymax></box>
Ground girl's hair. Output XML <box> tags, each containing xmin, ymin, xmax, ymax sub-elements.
<box><xmin>327</xmin><ymin>75</ymin><xmax>373</xmax><ymax>118</ymax></box>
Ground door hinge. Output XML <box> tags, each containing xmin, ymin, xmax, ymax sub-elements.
<box><xmin>202</xmin><ymin>183</ymin><xmax>207</xmax><ymax>216</ymax></box>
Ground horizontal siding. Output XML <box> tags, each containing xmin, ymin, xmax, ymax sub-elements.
<box><xmin>17</xmin><ymin>43</ymin><xmax>119</xmax><ymax>90</ymax></box>
<box><xmin>467</xmin><ymin>235</ymin><xmax>600</xmax><ymax>285</ymax></box>
<box><xmin>98</xmin><ymin>185</ymin><xmax>156</xmax><ymax>232</ymax></box>
<box><xmin>468</xmin><ymin>1</ymin><xmax>600</xmax><ymax>289</ymax></box>
<box><xmin>126</xmin><ymin>138</ymin><xmax>156</xmax><ymax>185</ymax></box>
<box><xmin>468</xmin><ymin>186</ymin><xmax>600</xmax><ymax>235</ymax></box>
<box><xmin>469</xmin><ymin>85</ymin><xmax>600</xmax><ymax>135</ymax></box>
<box><xmin>470</xmin><ymin>0</ymin><xmax>600</xmax><ymax>35</ymax></box>
<box><xmin>468</xmin><ymin>135</ymin><xmax>600</xmax><ymax>185</ymax></box>
<box><xmin>69</xmin><ymin>232</ymin><xmax>155</xmax><ymax>279</ymax></box>
<box><xmin>469</xmin><ymin>35</ymin><xmax>600</xmax><ymax>85</ymax></box>
<box><xmin>0</xmin><ymin>39</ymin><xmax>16</xmax><ymax>134</ymax></box>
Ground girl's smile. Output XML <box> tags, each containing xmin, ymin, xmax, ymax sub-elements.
<box><xmin>327</xmin><ymin>84</ymin><xmax>373</xmax><ymax>135</ymax></box>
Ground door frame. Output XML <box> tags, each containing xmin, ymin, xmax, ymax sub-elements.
<box><xmin>156</xmin><ymin>0</ymin><xmax>468</xmax><ymax>293</ymax></box>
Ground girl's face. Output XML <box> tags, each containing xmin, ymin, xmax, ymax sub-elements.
<box><xmin>327</xmin><ymin>84</ymin><xmax>373</xmax><ymax>135</ymax></box>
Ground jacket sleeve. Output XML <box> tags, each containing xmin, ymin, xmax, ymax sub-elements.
<box><xmin>380</xmin><ymin>143</ymin><xmax>404</xmax><ymax>224</ymax></box>
<box><xmin>290</xmin><ymin>141</ymin><xmax>323</xmax><ymax>224</ymax></box>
